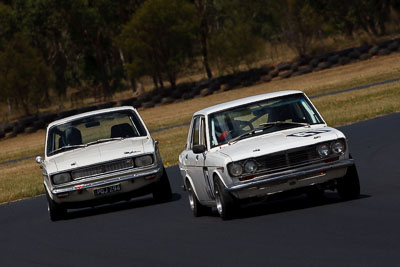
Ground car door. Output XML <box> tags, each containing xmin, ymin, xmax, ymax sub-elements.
<box><xmin>185</xmin><ymin>116</ymin><xmax>213</xmax><ymax>201</ymax></box>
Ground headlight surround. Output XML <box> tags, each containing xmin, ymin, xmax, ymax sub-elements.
<box><xmin>331</xmin><ymin>140</ymin><xmax>345</xmax><ymax>154</ymax></box>
<box><xmin>228</xmin><ymin>162</ymin><xmax>243</xmax><ymax>177</ymax></box>
<box><xmin>244</xmin><ymin>160</ymin><xmax>258</xmax><ymax>173</ymax></box>
<box><xmin>317</xmin><ymin>144</ymin><xmax>330</xmax><ymax>157</ymax></box>
<box><xmin>52</xmin><ymin>172</ymin><xmax>72</xmax><ymax>185</ymax></box>
<box><xmin>134</xmin><ymin>155</ymin><xmax>153</xmax><ymax>167</ymax></box>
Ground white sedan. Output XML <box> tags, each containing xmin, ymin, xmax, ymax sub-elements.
<box><xmin>179</xmin><ymin>90</ymin><xmax>360</xmax><ymax>220</ymax></box>
<box><xmin>36</xmin><ymin>106</ymin><xmax>172</xmax><ymax>221</ymax></box>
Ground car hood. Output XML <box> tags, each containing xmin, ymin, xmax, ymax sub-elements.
<box><xmin>216</xmin><ymin>126</ymin><xmax>343</xmax><ymax>162</ymax></box>
<box><xmin>45</xmin><ymin>137</ymin><xmax>153</xmax><ymax>174</ymax></box>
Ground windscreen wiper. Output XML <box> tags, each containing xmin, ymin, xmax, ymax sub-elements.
<box><xmin>228</xmin><ymin>124</ymin><xmax>276</xmax><ymax>144</ymax></box>
<box><xmin>259</xmin><ymin>121</ymin><xmax>310</xmax><ymax>127</ymax></box>
<box><xmin>86</xmin><ymin>137</ymin><xmax>124</xmax><ymax>147</ymax></box>
<box><xmin>48</xmin><ymin>144</ymin><xmax>86</xmax><ymax>156</ymax></box>
<box><xmin>228</xmin><ymin>121</ymin><xmax>310</xmax><ymax>145</ymax></box>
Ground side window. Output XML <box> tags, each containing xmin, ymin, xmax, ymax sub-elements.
<box><xmin>200</xmin><ymin>117</ymin><xmax>207</xmax><ymax>147</ymax></box>
<box><xmin>191</xmin><ymin>117</ymin><xmax>201</xmax><ymax>148</ymax></box>
<box><xmin>190</xmin><ymin>116</ymin><xmax>207</xmax><ymax>150</ymax></box>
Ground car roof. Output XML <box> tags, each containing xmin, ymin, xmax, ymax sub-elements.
<box><xmin>47</xmin><ymin>106</ymin><xmax>137</xmax><ymax>128</ymax></box>
<box><xmin>194</xmin><ymin>90</ymin><xmax>304</xmax><ymax>116</ymax></box>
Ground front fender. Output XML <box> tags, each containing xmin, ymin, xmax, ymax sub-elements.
<box><xmin>211</xmin><ymin>169</ymin><xmax>228</xmax><ymax>188</ymax></box>
<box><xmin>184</xmin><ymin>175</ymin><xmax>202</xmax><ymax>201</ymax></box>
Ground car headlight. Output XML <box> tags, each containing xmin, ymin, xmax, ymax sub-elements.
<box><xmin>317</xmin><ymin>144</ymin><xmax>330</xmax><ymax>157</ymax></box>
<box><xmin>331</xmin><ymin>140</ymin><xmax>345</xmax><ymax>154</ymax></box>
<box><xmin>228</xmin><ymin>163</ymin><xmax>243</xmax><ymax>177</ymax></box>
<box><xmin>135</xmin><ymin>155</ymin><xmax>153</xmax><ymax>167</ymax></box>
<box><xmin>52</xmin><ymin>172</ymin><xmax>72</xmax><ymax>185</ymax></box>
<box><xmin>244</xmin><ymin>160</ymin><xmax>258</xmax><ymax>173</ymax></box>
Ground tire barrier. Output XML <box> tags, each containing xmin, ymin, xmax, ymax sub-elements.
<box><xmin>388</xmin><ymin>41</ymin><xmax>399</xmax><ymax>51</ymax></box>
<box><xmin>279</xmin><ymin>70</ymin><xmax>293</xmax><ymax>79</ymax></box>
<box><xmin>377</xmin><ymin>48</ymin><xmax>391</xmax><ymax>56</ymax></box>
<box><xmin>119</xmin><ymin>97</ymin><xmax>137</xmax><ymax>106</ymax></box>
<box><xmin>96</xmin><ymin>101</ymin><xmax>116</xmax><ymax>110</ymax></box>
<box><xmin>3</xmin><ymin>37</ymin><xmax>400</xmax><ymax>139</ymax></box>
<box><xmin>277</xmin><ymin>61</ymin><xmax>292</xmax><ymax>71</ymax></box>
<box><xmin>360</xmin><ymin>53</ymin><xmax>372</xmax><ymax>60</ymax></box>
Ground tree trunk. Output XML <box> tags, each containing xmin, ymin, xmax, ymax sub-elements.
<box><xmin>152</xmin><ymin>75</ymin><xmax>159</xmax><ymax>90</ymax></box>
<box><xmin>201</xmin><ymin>30</ymin><xmax>212</xmax><ymax>79</ymax></box>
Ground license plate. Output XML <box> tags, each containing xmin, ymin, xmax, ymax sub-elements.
<box><xmin>94</xmin><ymin>184</ymin><xmax>121</xmax><ymax>196</ymax></box>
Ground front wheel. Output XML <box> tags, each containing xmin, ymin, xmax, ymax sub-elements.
<box><xmin>45</xmin><ymin>188</ymin><xmax>67</xmax><ymax>221</ymax></box>
<box><xmin>187</xmin><ymin>181</ymin><xmax>211</xmax><ymax>217</ymax></box>
<box><xmin>153</xmin><ymin>168</ymin><xmax>172</xmax><ymax>202</ymax></box>
<box><xmin>337</xmin><ymin>164</ymin><xmax>360</xmax><ymax>200</ymax></box>
<box><xmin>214</xmin><ymin>179</ymin><xmax>237</xmax><ymax>220</ymax></box>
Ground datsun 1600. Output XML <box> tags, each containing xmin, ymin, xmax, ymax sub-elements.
<box><xmin>178</xmin><ymin>90</ymin><xmax>360</xmax><ymax>220</ymax></box>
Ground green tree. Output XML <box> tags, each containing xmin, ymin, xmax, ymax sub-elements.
<box><xmin>193</xmin><ymin>0</ymin><xmax>217</xmax><ymax>79</ymax></box>
<box><xmin>310</xmin><ymin>0</ymin><xmax>395</xmax><ymax>37</ymax></box>
<box><xmin>13</xmin><ymin>0</ymin><xmax>71</xmax><ymax>100</ymax></box>
<box><xmin>208</xmin><ymin>0</ymin><xmax>265</xmax><ymax>73</ymax></box>
<box><xmin>278</xmin><ymin>0</ymin><xmax>323</xmax><ymax>57</ymax></box>
<box><xmin>120</xmin><ymin>0</ymin><xmax>199</xmax><ymax>89</ymax></box>
<box><xmin>0</xmin><ymin>2</ymin><xmax>16</xmax><ymax>49</ymax></box>
<box><xmin>0</xmin><ymin>34</ymin><xmax>54</xmax><ymax>115</ymax></box>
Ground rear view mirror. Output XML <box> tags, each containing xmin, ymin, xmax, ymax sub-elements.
<box><xmin>35</xmin><ymin>156</ymin><xmax>43</xmax><ymax>164</ymax></box>
<box><xmin>193</xmin><ymin>144</ymin><xmax>206</xmax><ymax>154</ymax></box>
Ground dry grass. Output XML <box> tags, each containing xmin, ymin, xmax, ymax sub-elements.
<box><xmin>152</xmin><ymin>125</ymin><xmax>189</xmax><ymax>167</ymax></box>
<box><xmin>0</xmin><ymin>129</ymin><xmax>46</xmax><ymax>162</ymax></box>
<box><xmin>0</xmin><ymin>159</ymin><xmax>43</xmax><ymax>203</ymax></box>
<box><xmin>140</xmin><ymin>53</ymin><xmax>400</xmax><ymax>130</ymax></box>
<box><xmin>1</xmin><ymin>53</ymin><xmax>400</xmax><ymax>204</ymax></box>
<box><xmin>314</xmin><ymin>81</ymin><xmax>400</xmax><ymax>126</ymax></box>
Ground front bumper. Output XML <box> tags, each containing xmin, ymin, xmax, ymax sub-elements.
<box><xmin>227</xmin><ymin>159</ymin><xmax>354</xmax><ymax>199</ymax></box>
<box><xmin>48</xmin><ymin>167</ymin><xmax>162</xmax><ymax>204</ymax></box>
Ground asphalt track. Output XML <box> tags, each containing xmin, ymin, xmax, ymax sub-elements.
<box><xmin>1</xmin><ymin>112</ymin><xmax>400</xmax><ymax>266</ymax></box>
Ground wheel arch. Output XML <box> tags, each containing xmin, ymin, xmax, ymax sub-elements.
<box><xmin>212</xmin><ymin>170</ymin><xmax>228</xmax><ymax>188</ymax></box>
<box><xmin>184</xmin><ymin>175</ymin><xmax>201</xmax><ymax>200</ymax></box>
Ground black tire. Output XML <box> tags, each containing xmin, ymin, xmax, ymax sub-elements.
<box><xmin>337</xmin><ymin>164</ymin><xmax>360</xmax><ymax>200</ymax></box>
<box><xmin>214</xmin><ymin>179</ymin><xmax>236</xmax><ymax>220</ymax></box>
<box><xmin>45</xmin><ymin>189</ymin><xmax>67</xmax><ymax>221</ymax></box>
<box><xmin>186</xmin><ymin>181</ymin><xmax>210</xmax><ymax>217</ymax></box>
<box><xmin>153</xmin><ymin>168</ymin><xmax>172</xmax><ymax>202</ymax></box>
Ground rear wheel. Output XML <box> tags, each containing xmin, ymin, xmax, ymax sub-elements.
<box><xmin>337</xmin><ymin>164</ymin><xmax>360</xmax><ymax>200</ymax></box>
<box><xmin>153</xmin><ymin>168</ymin><xmax>172</xmax><ymax>202</ymax></box>
<box><xmin>186</xmin><ymin>181</ymin><xmax>210</xmax><ymax>217</ymax></box>
<box><xmin>45</xmin><ymin>189</ymin><xmax>67</xmax><ymax>221</ymax></box>
<box><xmin>214</xmin><ymin>179</ymin><xmax>236</xmax><ymax>220</ymax></box>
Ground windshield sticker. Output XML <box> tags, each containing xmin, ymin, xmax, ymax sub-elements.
<box><xmin>287</xmin><ymin>130</ymin><xmax>330</xmax><ymax>137</ymax></box>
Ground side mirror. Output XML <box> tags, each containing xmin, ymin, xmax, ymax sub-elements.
<box><xmin>192</xmin><ymin>144</ymin><xmax>206</xmax><ymax>154</ymax></box>
<box><xmin>35</xmin><ymin>156</ymin><xmax>43</xmax><ymax>164</ymax></box>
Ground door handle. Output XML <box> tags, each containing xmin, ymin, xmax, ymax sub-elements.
<box><xmin>196</xmin><ymin>155</ymin><xmax>199</xmax><ymax>160</ymax></box>
<box><xmin>185</xmin><ymin>154</ymin><xmax>188</xmax><ymax>160</ymax></box>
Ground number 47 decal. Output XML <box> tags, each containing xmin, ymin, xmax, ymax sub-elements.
<box><xmin>287</xmin><ymin>130</ymin><xmax>330</xmax><ymax>137</ymax></box>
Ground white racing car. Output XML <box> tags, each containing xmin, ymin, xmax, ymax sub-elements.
<box><xmin>36</xmin><ymin>106</ymin><xmax>172</xmax><ymax>221</ymax></box>
<box><xmin>179</xmin><ymin>90</ymin><xmax>360</xmax><ymax>220</ymax></box>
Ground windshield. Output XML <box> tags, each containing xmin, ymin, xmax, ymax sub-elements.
<box><xmin>209</xmin><ymin>93</ymin><xmax>323</xmax><ymax>147</ymax></box>
<box><xmin>46</xmin><ymin>110</ymin><xmax>147</xmax><ymax>156</ymax></box>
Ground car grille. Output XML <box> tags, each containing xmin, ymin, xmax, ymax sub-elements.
<box><xmin>71</xmin><ymin>158</ymin><xmax>134</xmax><ymax>180</ymax></box>
<box><xmin>256</xmin><ymin>146</ymin><xmax>319</xmax><ymax>172</ymax></box>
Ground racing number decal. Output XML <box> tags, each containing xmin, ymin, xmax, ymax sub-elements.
<box><xmin>203</xmin><ymin>167</ymin><xmax>214</xmax><ymax>199</ymax></box>
<box><xmin>287</xmin><ymin>130</ymin><xmax>330</xmax><ymax>137</ymax></box>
